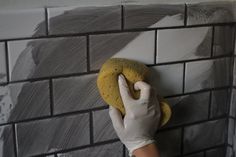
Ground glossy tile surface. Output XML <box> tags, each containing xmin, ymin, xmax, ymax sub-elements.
<box><xmin>16</xmin><ymin>114</ymin><xmax>90</xmax><ymax>157</ymax></box>
<box><xmin>90</xmin><ymin>31</ymin><xmax>155</xmax><ymax>70</ymax></box>
<box><xmin>187</xmin><ymin>1</ymin><xmax>236</xmax><ymax>25</ymax></box>
<box><xmin>0</xmin><ymin>80</ymin><xmax>50</xmax><ymax>124</ymax></box>
<box><xmin>93</xmin><ymin>109</ymin><xmax>117</xmax><ymax>142</ymax></box>
<box><xmin>166</xmin><ymin>92</ymin><xmax>210</xmax><ymax>127</ymax></box>
<box><xmin>8</xmin><ymin>37</ymin><xmax>87</xmax><ymax>81</ymax></box>
<box><xmin>213</xmin><ymin>26</ymin><xmax>235</xmax><ymax>56</ymax></box>
<box><xmin>48</xmin><ymin>6</ymin><xmax>121</xmax><ymax>35</ymax></box>
<box><xmin>57</xmin><ymin>142</ymin><xmax>123</xmax><ymax>157</ymax></box>
<box><xmin>0</xmin><ymin>43</ymin><xmax>6</xmax><ymax>84</ymax></box>
<box><xmin>185</xmin><ymin>58</ymin><xmax>231</xmax><ymax>92</ymax></box>
<box><xmin>156</xmin><ymin>27</ymin><xmax>212</xmax><ymax>63</ymax></box>
<box><xmin>210</xmin><ymin>89</ymin><xmax>230</xmax><ymax>118</ymax></box>
<box><xmin>53</xmin><ymin>74</ymin><xmax>106</xmax><ymax>114</ymax></box>
<box><xmin>123</xmin><ymin>4</ymin><xmax>185</xmax><ymax>29</ymax></box>
<box><xmin>0</xmin><ymin>9</ymin><xmax>46</xmax><ymax>39</ymax></box>
<box><xmin>0</xmin><ymin>125</ymin><xmax>15</xmax><ymax>157</ymax></box>
<box><xmin>184</xmin><ymin>119</ymin><xmax>226</xmax><ymax>153</ymax></box>
<box><xmin>150</xmin><ymin>63</ymin><xmax>184</xmax><ymax>96</ymax></box>
<box><xmin>155</xmin><ymin>129</ymin><xmax>181</xmax><ymax>157</ymax></box>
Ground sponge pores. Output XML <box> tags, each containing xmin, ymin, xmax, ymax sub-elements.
<box><xmin>97</xmin><ymin>58</ymin><xmax>171</xmax><ymax>126</ymax></box>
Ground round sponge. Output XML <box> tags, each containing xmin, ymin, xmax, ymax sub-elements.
<box><xmin>97</xmin><ymin>58</ymin><xmax>171</xmax><ymax>126</ymax></box>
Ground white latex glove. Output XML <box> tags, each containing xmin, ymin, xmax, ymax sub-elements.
<box><xmin>109</xmin><ymin>74</ymin><xmax>161</xmax><ymax>156</ymax></box>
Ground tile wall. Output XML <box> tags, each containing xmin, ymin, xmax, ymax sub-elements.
<box><xmin>0</xmin><ymin>1</ymin><xmax>236</xmax><ymax>157</ymax></box>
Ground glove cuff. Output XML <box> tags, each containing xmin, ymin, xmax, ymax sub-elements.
<box><xmin>127</xmin><ymin>139</ymin><xmax>155</xmax><ymax>157</ymax></box>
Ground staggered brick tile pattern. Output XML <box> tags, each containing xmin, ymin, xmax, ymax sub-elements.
<box><xmin>184</xmin><ymin>119</ymin><xmax>226</xmax><ymax>153</ymax></box>
<box><xmin>0</xmin><ymin>1</ymin><xmax>235</xmax><ymax>157</ymax></box>
<box><xmin>166</xmin><ymin>92</ymin><xmax>210</xmax><ymax>127</ymax></box>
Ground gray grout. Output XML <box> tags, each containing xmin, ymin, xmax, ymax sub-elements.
<box><xmin>121</xmin><ymin>5</ymin><xmax>124</xmax><ymax>30</ymax></box>
<box><xmin>86</xmin><ymin>35</ymin><xmax>90</xmax><ymax>72</ymax></box>
<box><xmin>182</xmin><ymin>63</ymin><xmax>186</xmax><ymax>94</ymax></box>
<box><xmin>210</xmin><ymin>26</ymin><xmax>215</xmax><ymax>57</ymax></box>
<box><xmin>0</xmin><ymin>55</ymin><xmax>231</xmax><ymax>86</ymax></box>
<box><xmin>4</xmin><ymin>42</ymin><xmax>10</xmax><ymax>84</ymax></box>
<box><xmin>184</xmin><ymin>3</ymin><xmax>188</xmax><ymax>26</ymax></box>
<box><xmin>0</xmin><ymin>22</ymin><xmax>235</xmax><ymax>43</ymax></box>
<box><xmin>154</xmin><ymin>30</ymin><xmax>157</xmax><ymax>64</ymax></box>
<box><xmin>12</xmin><ymin>123</ymin><xmax>18</xmax><ymax>157</ymax></box>
<box><xmin>45</xmin><ymin>8</ymin><xmax>49</xmax><ymax>36</ymax></box>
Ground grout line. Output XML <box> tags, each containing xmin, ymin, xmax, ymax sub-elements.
<box><xmin>0</xmin><ymin>87</ymin><xmax>229</xmax><ymax>128</ymax></box>
<box><xmin>49</xmin><ymin>79</ymin><xmax>54</xmax><ymax>116</ymax></box>
<box><xmin>89</xmin><ymin>111</ymin><xmax>94</xmax><ymax>144</ymax></box>
<box><xmin>154</xmin><ymin>30</ymin><xmax>157</xmax><ymax>64</ymax></box>
<box><xmin>164</xmin><ymin>86</ymin><xmax>230</xmax><ymax>99</ymax></box>
<box><xmin>210</xmin><ymin>26</ymin><xmax>215</xmax><ymax>57</ymax></box>
<box><xmin>182</xmin><ymin>63</ymin><xmax>186</xmax><ymax>93</ymax></box>
<box><xmin>184</xmin><ymin>3</ymin><xmax>188</xmax><ymax>26</ymax></box>
<box><xmin>158</xmin><ymin>116</ymin><xmax>227</xmax><ymax>132</ymax></box>
<box><xmin>35</xmin><ymin>142</ymin><xmax>227</xmax><ymax>157</ymax></box>
<box><xmin>0</xmin><ymin>23</ymin><xmax>235</xmax><ymax>42</ymax></box>
<box><xmin>123</xmin><ymin>144</ymin><xmax>126</xmax><ymax>157</ymax></box>
<box><xmin>121</xmin><ymin>5</ymin><xmax>124</xmax><ymax>30</ymax></box>
<box><xmin>148</xmin><ymin>55</ymin><xmax>231</xmax><ymax>66</ymax></box>
<box><xmin>203</xmin><ymin>151</ymin><xmax>206</xmax><ymax>157</ymax></box>
<box><xmin>208</xmin><ymin>91</ymin><xmax>212</xmax><ymax>119</ymax></box>
<box><xmin>86</xmin><ymin>35</ymin><xmax>90</xmax><ymax>72</ymax></box>
<box><xmin>0</xmin><ymin>106</ymin><xmax>108</xmax><ymax>127</ymax></box>
<box><xmin>32</xmin><ymin>139</ymin><xmax>120</xmax><ymax>157</ymax></box>
<box><xmin>12</xmin><ymin>124</ymin><xmax>18</xmax><ymax>157</ymax></box>
<box><xmin>45</xmin><ymin>8</ymin><xmax>49</xmax><ymax>36</ymax></box>
<box><xmin>0</xmin><ymin>55</ymin><xmax>231</xmax><ymax>86</ymax></box>
<box><xmin>4</xmin><ymin>42</ymin><xmax>10</xmax><ymax>84</ymax></box>
<box><xmin>4</xmin><ymin>70</ymin><xmax>99</xmax><ymax>85</ymax></box>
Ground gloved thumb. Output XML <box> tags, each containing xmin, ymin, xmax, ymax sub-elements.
<box><xmin>118</xmin><ymin>74</ymin><xmax>134</xmax><ymax>106</ymax></box>
<box><xmin>109</xmin><ymin>106</ymin><xmax>124</xmax><ymax>132</ymax></box>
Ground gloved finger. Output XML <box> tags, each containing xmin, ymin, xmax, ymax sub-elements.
<box><xmin>134</xmin><ymin>81</ymin><xmax>151</xmax><ymax>100</ymax></box>
<box><xmin>109</xmin><ymin>106</ymin><xmax>124</xmax><ymax>131</ymax></box>
<box><xmin>118</xmin><ymin>74</ymin><xmax>134</xmax><ymax>105</ymax></box>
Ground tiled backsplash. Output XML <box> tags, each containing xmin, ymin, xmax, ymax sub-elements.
<box><xmin>0</xmin><ymin>1</ymin><xmax>236</xmax><ymax>157</ymax></box>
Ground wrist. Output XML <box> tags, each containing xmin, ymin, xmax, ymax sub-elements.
<box><xmin>127</xmin><ymin>139</ymin><xmax>156</xmax><ymax>157</ymax></box>
<box><xmin>132</xmin><ymin>143</ymin><xmax>160</xmax><ymax>157</ymax></box>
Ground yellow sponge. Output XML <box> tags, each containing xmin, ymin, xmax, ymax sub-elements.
<box><xmin>97</xmin><ymin>58</ymin><xmax>171</xmax><ymax>126</ymax></box>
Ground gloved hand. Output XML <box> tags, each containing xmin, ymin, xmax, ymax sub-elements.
<box><xmin>109</xmin><ymin>74</ymin><xmax>161</xmax><ymax>156</ymax></box>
